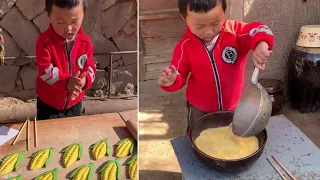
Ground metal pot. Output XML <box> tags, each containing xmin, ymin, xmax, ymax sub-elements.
<box><xmin>189</xmin><ymin>111</ymin><xmax>267</xmax><ymax>172</ymax></box>
<box><xmin>232</xmin><ymin>67</ymin><xmax>272</xmax><ymax>137</ymax></box>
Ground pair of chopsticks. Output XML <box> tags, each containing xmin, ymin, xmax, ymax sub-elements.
<box><xmin>11</xmin><ymin>117</ymin><xmax>38</xmax><ymax>151</ymax></box>
<box><xmin>267</xmin><ymin>156</ymin><xmax>297</xmax><ymax>180</ymax></box>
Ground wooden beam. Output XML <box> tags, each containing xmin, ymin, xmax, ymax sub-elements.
<box><xmin>139</xmin><ymin>9</ymin><xmax>180</xmax><ymax>21</ymax></box>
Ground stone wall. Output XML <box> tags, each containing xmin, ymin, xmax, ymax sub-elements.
<box><xmin>0</xmin><ymin>0</ymin><xmax>137</xmax><ymax>101</ymax></box>
<box><xmin>240</xmin><ymin>0</ymin><xmax>320</xmax><ymax>86</ymax></box>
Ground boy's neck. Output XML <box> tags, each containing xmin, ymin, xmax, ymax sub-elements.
<box><xmin>66</xmin><ymin>35</ymin><xmax>76</xmax><ymax>41</ymax></box>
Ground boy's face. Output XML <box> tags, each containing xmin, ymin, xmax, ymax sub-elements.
<box><xmin>48</xmin><ymin>1</ymin><xmax>84</xmax><ymax>39</ymax></box>
<box><xmin>185</xmin><ymin>3</ymin><xmax>225</xmax><ymax>42</ymax></box>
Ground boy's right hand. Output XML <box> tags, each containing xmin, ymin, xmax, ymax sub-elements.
<box><xmin>157</xmin><ymin>65</ymin><xmax>178</xmax><ymax>87</ymax></box>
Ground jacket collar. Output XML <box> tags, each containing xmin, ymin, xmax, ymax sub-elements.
<box><xmin>47</xmin><ymin>24</ymin><xmax>84</xmax><ymax>42</ymax></box>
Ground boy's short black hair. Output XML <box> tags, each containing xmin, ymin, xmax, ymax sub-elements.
<box><xmin>178</xmin><ymin>0</ymin><xmax>227</xmax><ymax>18</ymax></box>
<box><xmin>46</xmin><ymin>0</ymin><xmax>88</xmax><ymax>15</ymax></box>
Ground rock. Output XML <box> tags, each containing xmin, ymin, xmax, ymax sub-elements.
<box><xmin>82</xmin><ymin>0</ymin><xmax>104</xmax><ymax>35</ymax></box>
<box><xmin>96</xmin><ymin>54</ymin><xmax>121</xmax><ymax>69</ymax></box>
<box><xmin>112</xmin><ymin>64</ymin><xmax>137</xmax><ymax>94</ymax></box>
<box><xmin>113</xmin><ymin>32</ymin><xmax>137</xmax><ymax>51</ymax></box>
<box><xmin>13</xmin><ymin>57</ymin><xmax>34</xmax><ymax>66</ymax></box>
<box><xmin>113</xmin><ymin>32</ymin><xmax>137</xmax><ymax>65</ymax></box>
<box><xmin>101</xmin><ymin>0</ymin><xmax>136</xmax><ymax>38</ymax></box>
<box><xmin>0</xmin><ymin>65</ymin><xmax>20</xmax><ymax>93</ymax></box>
<box><xmin>123</xmin><ymin>15</ymin><xmax>137</xmax><ymax>35</ymax></box>
<box><xmin>93</xmin><ymin>89</ymin><xmax>104</xmax><ymax>97</ymax></box>
<box><xmin>20</xmin><ymin>66</ymin><xmax>37</xmax><ymax>90</ymax></box>
<box><xmin>0</xmin><ymin>27</ymin><xmax>22</xmax><ymax>57</ymax></box>
<box><xmin>120</xmin><ymin>54</ymin><xmax>137</xmax><ymax>66</ymax></box>
<box><xmin>10</xmin><ymin>88</ymin><xmax>36</xmax><ymax>101</ymax></box>
<box><xmin>91</xmin><ymin>69</ymin><xmax>107</xmax><ymax>90</ymax></box>
<box><xmin>0</xmin><ymin>7</ymin><xmax>40</xmax><ymax>55</ymax></box>
<box><xmin>16</xmin><ymin>0</ymin><xmax>45</xmax><ymax>20</ymax></box>
<box><xmin>102</xmin><ymin>0</ymin><xmax>116</xmax><ymax>10</ymax></box>
<box><xmin>0</xmin><ymin>0</ymin><xmax>16</xmax><ymax>18</ymax></box>
<box><xmin>33</xmin><ymin>11</ymin><xmax>50</xmax><ymax>32</ymax></box>
<box><xmin>16</xmin><ymin>78</ymin><xmax>22</xmax><ymax>86</ymax></box>
<box><xmin>90</xmin><ymin>16</ymin><xmax>118</xmax><ymax>53</ymax></box>
<box><xmin>29</xmin><ymin>61</ymin><xmax>36</xmax><ymax>69</ymax></box>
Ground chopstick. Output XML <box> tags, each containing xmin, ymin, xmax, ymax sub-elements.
<box><xmin>267</xmin><ymin>156</ymin><xmax>297</xmax><ymax>180</ymax></box>
<box><xmin>12</xmin><ymin>118</ymin><xmax>29</xmax><ymax>145</ymax></box>
<box><xmin>271</xmin><ymin>156</ymin><xmax>297</xmax><ymax>180</ymax></box>
<box><xmin>34</xmin><ymin>117</ymin><xmax>38</xmax><ymax>147</ymax></box>
<box><xmin>27</xmin><ymin>119</ymin><xmax>30</xmax><ymax>151</ymax></box>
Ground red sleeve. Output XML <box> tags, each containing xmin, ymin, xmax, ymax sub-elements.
<box><xmin>36</xmin><ymin>36</ymin><xmax>71</xmax><ymax>92</ymax></box>
<box><xmin>160</xmin><ymin>38</ymin><xmax>191</xmax><ymax>92</ymax></box>
<box><xmin>234</xmin><ymin>21</ymin><xmax>274</xmax><ymax>54</ymax></box>
<box><xmin>82</xmin><ymin>42</ymin><xmax>96</xmax><ymax>91</ymax></box>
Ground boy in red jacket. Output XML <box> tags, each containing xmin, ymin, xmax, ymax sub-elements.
<box><xmin>36</xmin><ymin>0</ymin><xmax>96</xmax><ymax>120</ymax></box>
<box><xmin>158</xmin><ymin>0</ymin><xmax>274</xmax><ymax>133</ymax></box>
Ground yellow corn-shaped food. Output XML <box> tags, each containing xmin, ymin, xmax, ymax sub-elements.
<box><xmin>90</xmin><ymin>139</ymin><xmax>110</xmax><ymax>160</ymax></box>
<box><xmin>126</xmin><ymin>155</ymin><xmax>138</xmax><ymax>180</ymax></box>
<box><xmin>61</xmin><ymin>142</ymin><xmax>83</xmax><ymax>168</ymax></box>
<box><xmin>69</xmin><ymin>163</ymin><xmax>94</xmax><ymax>180</ymax></box>
<box><xmin>115</xmin><ymin>138</ymin><xmax>136</xmax><ymax>158</ymax></box>
<box><xmin>0</xmin><ymin>151</ymin><xmax>25</xmax><ymax>175</ymax></box>
<box><xmin>6</xmin><ymin>174</ymin><xmax>22</xmax><ymax>180</ymax></box>
<box><xmin>34</xmin><ymin>168</ymin><xmax>58</xmax><ymax>180</ymax></box>
<box><xmin>99</xmin><ymin>158</ymin><xmax>121</xmax><ymax>180</ymax></box>
<box><xmin>29</xmin><ymin>147</ymin><xmax>54</xmax><ymax>170</ymax></box>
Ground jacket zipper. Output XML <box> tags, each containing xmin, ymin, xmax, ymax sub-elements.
<box><xmin>63</xmin><ymin>36</ymin><xmax>76</xmax><ymax>110</ymax></box>
<box><xmin>199</xmin><ymin>35</ymin><xmax>223</xmax><ymax>111</ymax></box>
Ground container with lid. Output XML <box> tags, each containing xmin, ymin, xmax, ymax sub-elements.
<box><xmin>258</xmin><ymin>79</ymin><xmax>285</xmax><ymax>115</ymax></box>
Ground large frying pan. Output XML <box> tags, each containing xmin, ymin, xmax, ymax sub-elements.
<box><xmin>232</xmin><ymin>67</ymin><xmax>272</xmax><ymax>137</ymax></box>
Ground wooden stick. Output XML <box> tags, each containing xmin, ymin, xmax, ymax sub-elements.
<box><xmin>34</xmin><ymin>117</ymin><xmax>38</xmax><ymax>147</ymax></box>
<box><xmin>27</xmin><ymin>119</ymin><xmax>30</xmax><ymax>151</ymax></box>
<box><xmin>272</xmin><ymin>156</ymin><xmax>297</xmax><ymax>180</ymax></box>
<box><xmin>267</xmin><ymin>158</ymin><xmax>288</xmax><ymax>180</ymax></box>
<box><xmin>12</xmin><ymin>118</ymin><xmax>28</xmax><ymax>145</ymax></box>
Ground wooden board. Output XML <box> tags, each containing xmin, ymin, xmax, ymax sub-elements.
<box><xmin>139</xmin><ymin>0</ymin><xmax>178</xmax><ymax>11</ymax></box>
<box><xmin>0</xmin><ymin>113</ymin><xmax>136</xmax><ymax>180</ymax></box>
<box><xmin>140</xmin><ymin>18</ymin><xmax>185</xmax><ymax>38</ymax></box>
<box><xmin>143</xmin><ymin>54</ymin><xmax>172</xmax><ymax>65</ymax></box>
<box><xmin>139</xmin><ymin>9</ymin><xmax>180</xmax><ymax>21</ymax></box>
<box><xmin>143</xmin><ymin>37</ymin><xmax>179</xmax><ymax>58</ymax></box>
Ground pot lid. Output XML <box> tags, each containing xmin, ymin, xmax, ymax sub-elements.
<box><xmin>258</xmin><ymin>79</ymin><xmax>284</xmax><ymax>93</ymax></box>
<box><xmin>296</xmin><ymin>25</ymin><xmax>320</xmax><ymax>48</ymax></box>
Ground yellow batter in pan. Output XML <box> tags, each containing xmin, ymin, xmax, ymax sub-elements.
<box><xmin>195</xmin><ymin>126</ymin><xmax>259</xmax><ymax>160</ymax></box>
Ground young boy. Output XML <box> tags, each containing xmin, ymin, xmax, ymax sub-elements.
<box><xmin>36</xmin><ymin>0</ymin><xmax>96</xmax><ymax>120</ymax></box>
<box><xmin>158</xmin><ymin>0</ymin><xmax>274</xmax><ymax>133</ymax></box>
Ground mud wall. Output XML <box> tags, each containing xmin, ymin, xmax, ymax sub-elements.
<box><xmin>0</xmin><ymin>0</ymin><xmax>137</xmax><ymax>101</ymax></box>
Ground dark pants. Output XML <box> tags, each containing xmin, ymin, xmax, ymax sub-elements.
<box><xmin>186</xmin><ymin>101</ymin><xmax>209</xmax><ymax>134</ymax></box>
<box><xmin>36</xmin><ymin>97</ymin><xmax>82</xmax><ymax>120</ymax></box>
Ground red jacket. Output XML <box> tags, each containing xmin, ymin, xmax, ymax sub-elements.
<box><xmin>161</xmin><ymin>20</ymin><xmax>274</xmax><ymax>112</ymax></box>
<box><xmin>36</xmin><ymin>25</ymin><xmax>96</xmax><ymax>111</ymax></box>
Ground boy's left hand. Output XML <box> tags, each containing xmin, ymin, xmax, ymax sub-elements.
<box><xmin>252</xmin><ymin>41</ymin><xmax>272</xmax><ymax>71</ymax></box>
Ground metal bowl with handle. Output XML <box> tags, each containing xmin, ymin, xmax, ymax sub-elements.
<box><xmin>189</xmin><ymin>111</ymin><xmax>267</xmax><ymax>172</ymax></box>
<box><xmin>232</xmin><ymin>67</ymin><xmax>272</xmax><ymax>137</ymax></box>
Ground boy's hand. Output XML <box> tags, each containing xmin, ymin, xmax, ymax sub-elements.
<box><xmin>157</xmin><ymin>65</ymin><xmax>178</xmax><ymax>87</ymax></box>
<box><xmin>78</xmin><ymin>72</ymin><xmax>87</xmax><ymax>88</ymax></box>
<box><xmin>67</xmin><ymin>72</ymin><xmax>82</xmax><ymax>94</ymax></box>
<box><xmin>252</xmin><ymin>41</ymin><xmax>272</xmax><ymax>71</ymax></box>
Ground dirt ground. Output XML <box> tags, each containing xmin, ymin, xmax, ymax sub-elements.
<box><xmin>139</xmin><ymin>80</ymin><xmax>320</xmax><ymax>180</ymax></box>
